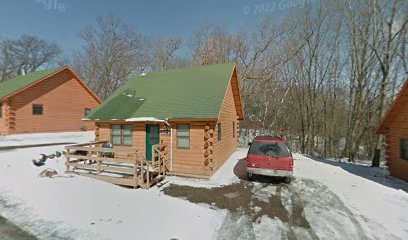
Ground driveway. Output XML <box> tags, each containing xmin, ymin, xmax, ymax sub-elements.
<box><xmin>162</xmin><ymin>159</ymin><xmax>369</xmax><ymax>240</ymax></box>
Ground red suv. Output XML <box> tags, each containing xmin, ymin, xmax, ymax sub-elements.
<box><xmin>247</xmin><ymin>136</ymin><xmax>294</xmax><ymax>183</ymax></box>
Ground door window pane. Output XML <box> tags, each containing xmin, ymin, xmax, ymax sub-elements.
<box><xmin>150</xmin><ymin>125</ymin><xmax>159</xmax><ymax>144</ymax></box>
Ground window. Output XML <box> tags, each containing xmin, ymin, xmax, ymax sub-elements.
<box><xmin>218</xmin><ymin>123</ymin><xmax>222</xmax><ymax>142</ymax></box>
<box><xmin>248</xmin><ymin>142</ymin><xmax>291</xmax><ymax>157</ymax></box>
<box><xmin>111</xmin><ymin>125</ymin><xmax>132</xmax><ymax>146</ymax></box>
<box><xmin>177</xmin><ymin>124</ymin><xmax>190</xmax><ymax>149</ymax></box>
<box><xmin>232</xmin><ymin>122</ymin><xmax>235</xmax><ymax>138</ymax></box>
<box><xmin>32</xmin><ymin>104</ymin><xmax>43</xmax><ymax>115</ymax></box>
<box><xmin>84</xmin><ymin>108</ymin><xmax>92</xmax><ymax>117</ymax></box>
<box><xmin>401</xmin><ymin>139</ymin><xmax>408</xmax><ymax>160</ymax></box>
<box><xmin>0</xmin><ymin>103</ymin><xmax>2</xmax><ymax>118</ymax></box>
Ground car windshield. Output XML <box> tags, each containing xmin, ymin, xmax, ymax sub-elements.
<box><xmin>249</xmin><ymin>141</ymin><xmax>291</xmax><ymax>157</ymax></box>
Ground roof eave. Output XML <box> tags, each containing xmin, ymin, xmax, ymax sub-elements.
<box><xmin>0</xmin><ymin>67</ymin><xmax>102</xmax><ymax>104</ymax></box>
<box><xmin>0</xmin><ymin>67</ymin><xmax>67</xmax><ymax>100</ymax></box>
<box><xmin>376</xmin><ymin>78</ymin><xmax>408</xmax><ymax>135</ymax></box>
<box><xmin>64</xmin><ymin>67</ymin><xmax>102</xmax><ymax>104</ymax></box>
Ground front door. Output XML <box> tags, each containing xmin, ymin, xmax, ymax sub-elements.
<box><xmin>146</xmin><ymin>124</ymin><xmax>160</xmax><ymax>161</ymax></box>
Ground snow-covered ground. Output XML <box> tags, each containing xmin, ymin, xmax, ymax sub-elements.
<box><xmin>0</xmin><ymin>132</ymin><xmax>225</xmax><ymax>240</ymax></box>
<box><xmin>294</xmin><ymin>154</ymin><xmax>408</xmax><ymax>240</ymax></box>
<box><xmin>0</xmin><ymin>131</ymin><xmax>95</xmax><ymax>147</ymax></box>
<box><xmin>0</xmin><ymin>132</ymin><xmax>407</xmax><ymax>239</ymax></box>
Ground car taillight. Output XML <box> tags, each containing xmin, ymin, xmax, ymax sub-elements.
<box><xmin>247</xmin><ymin>156</ymin><xmax>255</xmax><ymax>167</ymax></box>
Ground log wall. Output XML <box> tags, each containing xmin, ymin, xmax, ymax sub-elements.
<box><xmin>0</xmin><ymin>102</ymin><xmax>6</xmax><ymax>134</ymax></box>
<box><xmin>95</xmin><ymin>120</ymin><xmax>214</xmax><ymax>178</ymax></box>
<box><xmin>5</xmin><ymin>69</ymin><xmax>100</xmax><ymax>134</ymax></box>
<box><xmin>387</xmin><ymin>106</ymin><xmax>408</xmax><ymax>181</ymax></box>
<box><xmin>212</xmin><ymin>77</ymin><xmax>240</xmax><ymax>175</ymax></box>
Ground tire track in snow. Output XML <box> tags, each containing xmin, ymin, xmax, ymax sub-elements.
<box><xmin>163</xmin><ymin>177</ymin><xmax>372</xmax><ymax>240</ymax></box>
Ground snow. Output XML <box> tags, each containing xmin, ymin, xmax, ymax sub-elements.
<box><xmin>251</xmin><ymin>184</ymin><xmax>277</xmax><ymax>203</ymax></box>
<box><xmin>0</xmin><ymin>132</ymin><xmax>225</xmax><ymax>240</ymax></box>
<box><xmin>1</xmin><ymin>132</ymin><xmax>408</xmax><ymax>239</ymax></box>
<box><xmin>125</xmin><ymin>117</ymin><xmax>165</xmax><ymax>122</ymax></box>
<box><xmin>0</xmin><ymin>131</ymin><xmax>94</xmax><ymax>147</ymax></box>
<box><xmin>252</xmin><ymin>216</ymin><xmax>288</xmax><ymax>240</ymax></box>
<box><xmin>293</xmin><ymin>153</ymin><xmax>408</xmax><ymax>240</ymax></box>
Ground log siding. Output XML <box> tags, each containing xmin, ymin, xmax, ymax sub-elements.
<box><xmin>1</xmin><ymin>68</ymin><xmax>100</xmax><ymax>134</ymax></box>
<box><xmin>91</xmin><ymin>65</ymin><xmax>243</xmax><ymax>178</ymax></box>
<box><xmin>386</xmin><ymin>109</ymin><xmax>408</xmax><ymax>181</ymax></box>
<box><xmin>212</xmin><ymin>77</ymin><xmax>240</xmax><ymax>175</ymax></box>
<box><xmin>377</xmin><ymin>78</ymin><xmax>408</xmax><ymax>181</ymax></box>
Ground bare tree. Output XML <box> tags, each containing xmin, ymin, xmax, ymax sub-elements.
<box><xmin>65</xmin><ymin>15</ymin><xmax>147</xmax><ymax>100</ymax></box>
<box><xmin>0</xmin><ymin>35</ymin><xmax>61</xmax><ymax>81</ymax></box>
<box><xmin>191</xmin><ymin>23</ymin><xmax>238</xmax><ymax>65</ymax></box>
<box><xmin>343</xmin><ymin>0</ymin><xmax>408</xmax><ymax>163</ymax></box>
<box><xmin>148</xmin><ymin>36</ymin><xmax>187</xmax><ymax>71</ymax></box>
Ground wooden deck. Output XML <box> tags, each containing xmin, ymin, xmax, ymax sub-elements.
<box><xmin>65</xmin><ymin>141</ymin><xmax>168</xmax><ymax>189</ymax></box>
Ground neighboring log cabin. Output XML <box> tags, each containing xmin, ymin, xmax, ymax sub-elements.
<box><xmin>79</xmin><ymin>63</ymin><xmax>244</xmax><ymax>180</ymax></box>
<box><xmin>0</xmin><ymin>67</ymin><xmax>101</xmax><ymax>134</ymax></box>
<box><xmin>377</xmin><ymin>79</ymin><xmax>408</xmax><ymax>181</ymax></box>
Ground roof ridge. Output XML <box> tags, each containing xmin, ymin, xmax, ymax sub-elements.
<box><xmin>86</xmin><ymin>63</ymin><xmax>238</xmax><ymax>120</ymax></box>
<box><xmin>0</xmin><ymin>66</ymin><xmax>65</xmax><ymax>100</ymax></box>
<box><xmin>0</xmin><ymin>66</ymin><xmax>63</xmax><ymax>85</ymax></box>
<box><xmin>141</xmin><ymin>62</ymin><xmax>236</xmax><ymax>75</ymax></box>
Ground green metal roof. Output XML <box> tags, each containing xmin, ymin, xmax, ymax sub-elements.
<box><xmin>0</xmin><ymin>67</ymin><xmax>63</xmax><ymax>99</ymax></box>
<box><xmin>87</xmin><ymin>63</ymin><xmax>236</xmax><ymax>120</ymax></box>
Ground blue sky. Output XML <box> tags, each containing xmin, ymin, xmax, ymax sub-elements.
<box><xmin>0</xmin><ymin>0</ymin><xmax>297</xmax><ymax>54</ymax></box>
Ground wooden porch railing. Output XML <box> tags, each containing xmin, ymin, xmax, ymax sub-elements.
<box><xmin>65</xmin><ymin>141</ymin><xmax>168</xmax><ymax>189</ymax></box>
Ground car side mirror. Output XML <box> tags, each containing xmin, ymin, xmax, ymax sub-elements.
<box><xmin>248</xmin><ymin>142</ymin><xmax>252</xmax><ymax>147</ymax></box>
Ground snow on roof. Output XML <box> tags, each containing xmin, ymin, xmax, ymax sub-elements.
<box><xmin>125</xmin><ymin>117</ymin><xmax>166</xmax><ymax>122</ymax></box>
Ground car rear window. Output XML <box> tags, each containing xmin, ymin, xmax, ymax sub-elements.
<box><xmin>249</xmin><ymin>141</ymin><xmax>291</xmax><ymax>157</ymax></box>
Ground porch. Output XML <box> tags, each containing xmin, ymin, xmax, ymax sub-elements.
<box><xmin>65</xmin><ymin>141</ymin><xmax>168</xmax><ymax>189</ymax></box>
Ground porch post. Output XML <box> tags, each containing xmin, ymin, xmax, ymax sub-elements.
<box><xmin>170</xmin><ymin>126</ymin><xmax>173</xmax><ymax>172</ymax></box>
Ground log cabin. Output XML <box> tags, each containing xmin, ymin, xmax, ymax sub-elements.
<box><xmin>0</xmin><ymin>67</ymin><xmax>101</xmax><ymax>134</ymax></box>
<box><xmin>69</xmin><ymin>63</ymin><xmax>243</xmax><ymax>187</ymax></box>
<box><xmin>377</xmin><ymin>78</ymin><xmax>408</xmax><ymax>181</ymax></box>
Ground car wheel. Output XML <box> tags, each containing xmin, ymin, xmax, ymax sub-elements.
<box><xmin>284</xmin><ymin>177</ymin><xmax>292</xmax><ymax>184</ymax></box>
